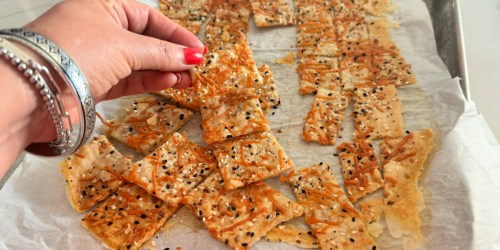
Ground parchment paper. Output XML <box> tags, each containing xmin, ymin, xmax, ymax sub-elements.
<box><xmin>1</xmin><ymin>0</ymin><xmax>500</xmax><ymax>249</ymax></box>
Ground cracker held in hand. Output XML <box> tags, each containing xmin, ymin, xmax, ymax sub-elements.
<box><xmin>102</xmin><ymin>96</ymin><xmax>193</xmax><ymax>155</ymax></box>
<box><xmin>380</xmin><ymin>129</ymin><xmax>435</xmax><ymax>241</ymax></box>
<box><xmin>155</xmin><ymin>87</ymin><xmax>201</xmax><ymax>111</ymax></box>
<box><xmin>183</xmin><ymin>173</ymin><xmax>304</xmax><ymax>250</ymax></box>
<box><xmin>353</xmin><ymin>85</ymin><xmax>404</xmax><ymax>139</ymax></box>
<box><xmin>200</xmin><ymin>88</ymin><xmax>269</xmax><ymax>145</ymax></box>
<box><xmin>282</xmin><ymin>163</ymin><xmax>377</xmax><ymax>250</ymax></box>
<box><xmin>212</xmin><ymin>130</ymin><xmax>294</xmax><ymax>190</ymax></box>
<box><xmin>82</xmin><ymin>183</ymin><xmax>177</xmax><ymax>250</ymax></box>
<box><xmin>60</xmin><ymin>135</ymin><xmax>131</xmax><ymax>212</ymax></box>
<box><xmin>337</xmin><ymin>140</ymin><xmax>384</xmax><ymax>202</ymax></box>
<box><xmin>122</xmin><ymin>132</ymin><xmax>216</xmax><ymax>207</ymax></box>
<box><xmin>250</xmin><ymin>0</ymin><xmax>295</xmax><ymax>27</ymax></box>
<box><xmin>303</xmin><ymin>90</ymin><xmax>350</xmax><ymax>145</ymax></box>
<box><xmin>192</xmin><ymin>36</ymin><xmax>263</xmax><ymax>99</ymax></box>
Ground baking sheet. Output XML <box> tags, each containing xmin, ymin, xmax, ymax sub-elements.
<box><xmin>1</xmin><ymin>0</ymin><xmax>500</xmax><ymax>249</ymax></box>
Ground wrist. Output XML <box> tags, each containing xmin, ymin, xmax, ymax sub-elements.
<box><xmin>0</xmin><ymin>40</ymin><xmax>56</xmax><ymax>175</ymax></box>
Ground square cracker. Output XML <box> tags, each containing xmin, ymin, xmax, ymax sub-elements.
<box><xmin>367</xmin><ymin>18</ymin><xmax>399</xmax><ymax>51</ymax></box>
<box><xmin>337</xmin><ymin>140</ymin><xmax>384</xmax><ymax>202</ymax></box>
<box><xmin>257</xmin><ymin>64</ymin><xmax>281</xmax><ymax>112</ymax></box>
<box><xmin>352</xmin><ymin>85</ymin><xmax>404</xmax><ymax>139</ymax></box>
<box><xmin>82</xmin><ymin>183</ymin><xmax>177</xmax><ymax>250</ymax></box>
<box><xmin>155</xmin><ymin>87</ymin><xmax>201</xmax><ymax>111</ymax></box>
<box><xmin>282</xmin><ymin>163</ymin><xmax>377</xmax><ymax>250</ymax></box>
<box><xmin>295</xmin><ymin>0</ymin><xmax>335</xmax><ymax>25</ymax></box>
<box><xmin>250</xmin><ymin>0</ymin><xmax>295</xmax><ymax>27</ymax></box>
<box><xmin>204</xmin><ymin>9</ymin><xmax>249</xmax><ymax>50</ymax></box>
<box><xmin>200</xmin><ymin>88</ymin><xmax>269</xmax><ymax>145</ymax></box>
<box><xmin>372</xmin><ymin>51</ymin><xmax>417</xmax><ymax>86</ymax></box>
<box><xmin>297</xmin><ymin>56</ymin><xmax>341</xmax><ymax>95</ymax></box>
<box><xmin>211</xmin><ymin>0</ymin><xmax>252</xmax><ymax>19</ymax></box>
<box><xmin>296</xmin><ymin>23</ymin><xmax>340</xmax><ymax>57</ymax></box>
<box><xmin>192</xmin><ymin>36</ymin><xmax>263</xmax><ymax>100</ymax></box>
<box><xmin>103</xmin><ymin>96</ymin><xmax>193</xmax><ymax>155</ymax></box>
<box><xmin>302</xmin><ymin>90</ymin><xmax>350</xmax><ymax>145</ymax></box>
<box><xmin>183</xmin><ymin>173</ymin><xmax>304</xmax><ymax>250</ymax></box>
<box><xmin>335</xmin><ymin>19</ymin><xmax>370</xmax><ymax>44</ymax></box>
<box><xmin>212</xmin><ymin>130</ymin><xmax>294</xmax><ymax>190</ymax></box>
<box><xmin>158</xmin><ymin>0</ymin><xmax>210</xmax><ymax>34</ymax></box>
<box><xmin>331</xmin><ymin>0</ymin><xmax>367</xmax><ymax>20</ymax></box>
<box><xmin>339</xmin><ymin>52</ymin><xmax>374</xmax><ymax>90</ymax></box>
<box><xmin>380</xmin><ymin>129</ymin><xmax>435</xmax><ymax>241</ymax></box>
<box><xmin>122</xmin><ymin>132</ymin><xmax>216</xmax><ymax>207</ymax></box>
<box><xmin>60</xmin><ymin>135</ymin><xmax>131</xmax><ymax>212</ymax></box>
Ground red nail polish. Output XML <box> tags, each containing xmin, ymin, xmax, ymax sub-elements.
<box><xmin>203</xmin><ymin>45</ymin><xmax>209</xmax><ymax>54</ymax></box>
<box><xmin>184</xmin><ymin>47</ymin><xmax>204</xmax><ymax>65</ymax></box>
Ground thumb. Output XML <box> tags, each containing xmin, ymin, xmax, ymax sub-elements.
<box><xmin>125</xmin><ymin>33</ymin><xmax>205</xmax><ymax>72</ymax></box>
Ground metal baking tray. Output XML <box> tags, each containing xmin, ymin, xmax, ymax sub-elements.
<box><xmin>423</xmin><ymin>0</ymin><xmax>470</xmax><ymax>99</ymax></box>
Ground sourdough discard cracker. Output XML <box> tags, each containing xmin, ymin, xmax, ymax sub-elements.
<box><xmin>372</xmin><ymin>51</ymin><xmax>417</xmax><ymax>86</ymax></box>
<box><xmin>257</xmin><ymin>64</ymin><xmax>281</xmax><ymax>112</ymax></box>
<box><xmin>250</xmin><ymin>0</ymin><xmax>295</xmax><ymax>27</ymax></box>
<box><xmin>303</xmin><ymin>90</ymin><xmax>350</xmax><ymax>145</ymax></box>
<box><xmin>192</xmin><ymin>36</ymin><xmax>263</xmax><ymax>99</ymax></box>
<box><xmin>282</xmin><ymin>163</ymin><xmax>377</xmax><ymax>250</ymax></box>
<box><xmin>381</xmin><ymin>129</ymin><xmax>435</xmax><ymax>242</ymax></box>
<box><xmin>60</xmin><ymin>135</ymin><xmax>131</xmax><ymax>212</ymax></box>
<box><xmin>352</xmin><ymin>85</ymin><xmax>404</xmax><ymax>139</ymax></box>
<box><xmin>337</xmin><ymin>140</ymin><xmax>384</xmax><ymax>202</ymax></box>
<box><xmin>102</xmin><ymin>97</ymin><xmax>193</xmax><ymax>155</ymax></box>
<box><xmin>200</xmin><ymin>88</ymin><xmax>269</xmax><ymax>145</ymax></box>
<box><xmin>82</xmin><ymin>183</ymin><xmax>177</xmax><ymax>250</ymax></box>
<box><xmin>297</xmin><ymin>56</ymin><xmax>342</xmax><ymax>95</ymax></box>
<box><xmin>155</xmin><ymin>87</ymin><xmax>201</xmax><ymax>111</ymax></box>
<box><xmin>295</xmin><ymin>0</ymin><xmax>335</xmax><ymax>25</ymax></box>
<box><xmin>183</xmin><ymin>173</ymin><xmax>304</xmax><ymax>250</ymax></box>
<box><xmin>158</xmin><ymin>0</ymin><xmax>210</xmax><ymax>34</ymax></box>
<box><xmin>212</xmin><ymin>131</ymin><xmax>294</xmax><ymax>190</ymax></box>
<box><xmin>358</xmin><ymin>197</ymin><xmax>385</xmax><ymax>237</ymax></box>
<box><xmin>296</xmin><ymin>23</ymin><xmax>340</xmax><ymax>57</ymax></box>
<box><xmin>122</xmin><ymin>132</ymin><xmax>216</xmax><ymax>207</ymax></box>
<box><xmin>339</xmin><ymin>53</ymin><xmax>374</xmax><ymax>90</ymax></box>
<box><xmin>265</xmin><ymin>224</ymin><xmax>319</xmax><ymax>248</ymax></box>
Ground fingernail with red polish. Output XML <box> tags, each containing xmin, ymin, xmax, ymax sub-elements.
<box><xmin>203</xmin><ymin>45</ymin><xmax>209</xmax><ymax>54</ymax></box>
<box><xmin>187</xmin><ymin>82</ymin><xmax>193</xmax><ymax>87</ymax></box>
<box><xmin>184</xmin><ymin>47</ymin><xmax>204</xmax><ymax>65</ymax></box>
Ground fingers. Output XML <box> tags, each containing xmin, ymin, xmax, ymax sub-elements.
<box><xmin>100</xmin><ymin>70</ymin><xmax>192</xmax><ymax>101</ymax></box>
<box><xmin>126</xmin><ymin>33</ymin><xmax>205</xmax><ymax>71</ymax></box>
<box><xmin>121</xmin><ymin>0</ymin><xmax>203</xmax><ymax>48</ymax></box>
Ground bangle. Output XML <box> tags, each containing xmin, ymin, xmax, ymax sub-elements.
<box><xmin>0</xmin><ymin>29</ymin><xmax>95</xmax><ymax>156</ymax></box>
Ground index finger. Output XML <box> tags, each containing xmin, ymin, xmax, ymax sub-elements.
<box><xmin>121</xmin><ymin>0</ymin><xmax>204</xmax><ymax>48</ymax></box>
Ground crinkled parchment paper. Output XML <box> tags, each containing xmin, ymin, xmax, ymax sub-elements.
<box><xmin>1</xmin><ymin>0</ymin><xmax>500</xmax><ymax>249</ymax></box>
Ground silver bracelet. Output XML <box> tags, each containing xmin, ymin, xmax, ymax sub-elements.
<box><xmin>0</xmin><ymin>29</ymin><xmax>95</xmax><ymax>156</ymax></box>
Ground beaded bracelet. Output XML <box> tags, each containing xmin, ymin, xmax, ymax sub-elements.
<box><xmin>0</xmin><ymin>29</ymin><xmax>95</xmax><ymax>156</ymax></box>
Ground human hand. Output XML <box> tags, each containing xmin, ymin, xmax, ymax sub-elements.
<box><xmin>25</xmin><ymin>0</ymin><xmax>205</xmax><ymax>102</ymax></box>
